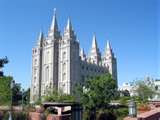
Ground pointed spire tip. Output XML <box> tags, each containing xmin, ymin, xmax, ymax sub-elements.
<box><xmin>66</xmin><ymin>17</ymin><xmax>72</xmax><ymax>30</ymax></box>
<box><xmin>50</xmin><ymin>8</ymin><xmax>58</xmax><ymax>31</ymax></box>
<box><xmin>92</xmin><ymin>34</ymin><xmax>97</xmax><ymax>48</ymax></box>
<box><xmin>54</xmin><ymin>8</ymin><xmax>56</xmax><ymax>14</ymax></box>
<box><xmin>39</xmin><ymin>30</ymin><xmax>43</xmax><ymax>38</ymax></box>
<box><xmin>37</xmin><ymin>30</ymin><xmax>43</xmax><ymax>45</ymax></box>
<box><xmin>106</xmin><ymin>40</ymin><xmax>111</xmax><ymax>50</ymax></box>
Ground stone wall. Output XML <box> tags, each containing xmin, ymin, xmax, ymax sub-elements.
<box><xmin>29</xmin><ymin>112</ymin><xmax>46</xmax><ymax>120</ymax></box>
<box><xmin>47</xmin><ymin>114</ymin><xmax>71</xmax><ymax>120</ymax></box>
<box><xmin>124</xmin><ymin>108</ymin><xmax>160</xmax><ymax>120</ymax></box>
<box><xmin>29</xmin><ymin>112</ymin><xmax>71</xmax><ymax>120</ymax></box>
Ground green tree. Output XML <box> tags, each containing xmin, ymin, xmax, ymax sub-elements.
<box><xmin>135</xmin><ymin>80</ymin><xmax>156</xmax><ymax>103</ymax></box>
<box><xmin>0</xmin><ymin>76</ymin><xmax>25</xmax><ymax>105</ymax></box>
<box><xmin>12</xmin><ymin>82</ymin><xmax>22</xmax><ymax>105</ymax></box>
<box><xmin>0</xmin><ymin>56</ymin><xmax>9</xmax><ymax>76</ymax></box>
<box><xmin>0</xmin><ymin>76</ymin><xmax>12</xmax><ymax>105</ymax></box>
<box><xmin>77</xmin><ymin>73</ymin><xmax>117</xmax><ymax>110</ymax></box>
<box><xmin>23</xmin><ymin>88</ymin><xmax>30</xmax><ymax>105</ymax></box>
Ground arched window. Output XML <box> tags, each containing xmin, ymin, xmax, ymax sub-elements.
<box><xmin>45</xmin><ymin>66</ymin><xmax>49</xmax><ymax>81</ymax></box>
<box><xmin>33</xmin><ymin>86</ymin><xmax>35</xmax><ymax>91</ymax></box>
<box><xmin>81</xmin><ymin>75</ymin><xmax>85</xmax><ymax>83</ymax></box>
<box><xmin>63</xmin><ymin>63</ymin><xmax>66</xmax><ymax>71</ymax></box>
<box><xmin>62</xmin><ymin>73</ymin><xmax>66</xmax><ymax>81</ymax></box>
<box><xmin>34</xmin><ymin>59</ymin><xmax>37</xmax><ymax>65</ymax></box>
<box><xmin>49</xmin><ymin>82</ymin><xmax>52</xmax><ymax>89</ymax></box>
<box><xmin>62</xmin><ymin>51</ymin><xmax>66</xmax><ymax>60</ymax></box>
<box><xmin>34</xmin><ymin>68</ymin><xmax>37</xmax><ymax>75</ymax></box>
<box><xmin>86</xmin><ymin>67</ymin><xmax>88</xmax><ymax>70</ymax></box>
<box><xmin>34</xmin><ymin>77</ymin><xmax>36</xmax><ymax>83</ymax></box>
<box><xmin>82</xmin><ymin>65</ymin><xmax>84</xmax><ymax>70</ymax></box>
<box><xmin>45</xmin><ymin>51</ymin><xmax>50</xmax><ymax>64</ymax></box>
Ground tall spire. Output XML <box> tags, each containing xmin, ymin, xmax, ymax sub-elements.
<box><xmin>106</xmin><ymin>40</ymin><xmax>111</xmax><ymax>50</ymax></box>
<box><xmin>63</xmin><ymin>17</ymin><xmax>75</xmax><ymax>39</ymax></box>
<box><xmin>50</xmin><ymin>8</ymin><xmax>58</xmax><ymax>31</ymax></box>
<box><xmin>92</xmin><ymin>34</ymin><xmax>98</xmax><ymax>49</ymax></box>
<box><xmin>48</xmin><ymin>8</ymin><xmax>60</xmax><ymax>38</ymax></box>
<box><xmin>66</xmin><ymin>18</ymin><xmax>72</xmax><ymax>31</ymax></box>
<box><xmin>80</xmin><ymin>48</ymin><xmax>84</xmax><ymax>55</ymax></box>
<box><xmin>89</xmin><ymin>34</ymin><xmax>101</xmax><ymax>64</ymax></box>
<box><xmin>102</xmin><ymin>41</ymin><xmax>117</xmax><ymax>82</ymax></box>
<box><xmin>37</xmin><ymin>31</ymin><xmax>43</xmax><ymax>46</ymax></box>
<box><xmin>104</xmin><ymin>40</ymin><xmax>114</xmax><ymax>57</ymax></box>
<box><xmin>80</xmin><ymin>48</ymin><xmax>86</xmax><ymax>61</ymax></box>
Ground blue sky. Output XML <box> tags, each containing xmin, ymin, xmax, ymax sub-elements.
<box><xmin>0</xmin><ymin>0</ymin><xmax>158</xmax><ymax>89</ymax></box>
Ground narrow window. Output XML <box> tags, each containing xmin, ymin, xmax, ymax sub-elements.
<box><xmin>45</xmin><ymin>66</ymin><xmax>49</xmax><ymax>81</ymax></box>
<box><xmin>62</xmin><ymin>51</ymin><xmax>66</xmax><ymax>60</ymax></box>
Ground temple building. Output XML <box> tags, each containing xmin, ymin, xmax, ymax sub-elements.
<box><xmin>30</xmin><ymin>10</ymin><xmax>117</xmax><ymax>103</ymax></box>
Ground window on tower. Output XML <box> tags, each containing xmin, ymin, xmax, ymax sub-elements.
<box><xmin>82</xmin><ymin>65</ymin><xmax>84</xmax><ymax>70</ymax></box>
<box><xmin>45</xmin><ymin>66</ymin><xmax>49</xmax><ymax>81</ymax></box>
<box><xmin>62</xmin><ymin>51</ymin><xmax>66</xmax><ymax>60</ymax></box>
<box><xmin>63</xmin><ymin>62</ymin><xmax>66</xmax><ymax>71</ymax></box>
<box><xmin>44</xmin><ymin>51</ymin><xmax>50</xmax><ymax>64</ymax></box>
<box><xmin>34</xmin><ymin>59</ymin><xmax>37</xmax><ymax>65</ymax></box>
<box><xmin>62</xmin><ymin>72</ymin><xmax>66</xmax><ymax>81</ymax></box>
<box><xmin>34</xmin><ymin>68</ymin><xmax>37</xmax><ymax>75</ymax></box>
<box><xmin>34</xmin><ymin>77</ymin><xmax>36</xmax><ymax>83</ymax></box>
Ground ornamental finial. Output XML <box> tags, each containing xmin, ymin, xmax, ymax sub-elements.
<box><xmin>54</xmin><ymin>8</ymin><xmax>56</xmax><ymax>15</ymax></box>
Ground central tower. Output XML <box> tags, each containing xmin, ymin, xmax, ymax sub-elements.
<box><xmin>59</xmin><ymin>18</ymin><xmax>80</xmax><ymax>94</ymax></box>
<box><xmin>41</xmin><ymin>10</ymin><xmax>61</xmax><ymax>96</ymax></box>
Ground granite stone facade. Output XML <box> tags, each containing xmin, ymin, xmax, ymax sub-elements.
<box><xmin>30</xmin><ymin>10</ymin><xmax>117</xmax><ymax>103</ymax></box>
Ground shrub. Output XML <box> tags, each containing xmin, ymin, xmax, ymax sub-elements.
<box><xmin>43</xmin><ymin>88</ymin><xmax>75</xmax><ymax>103</ymax></box>
<box><xmin>1</xmin><ymin>111</ymin><xmax>28</xmax><ymax>120</ymax></box>
<box><xmin>97</xmin><ymin>110</ymin><xmax>117</xmax><ymax>120</ymax></box>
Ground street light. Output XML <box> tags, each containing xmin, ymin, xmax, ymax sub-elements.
<box><xmin>128</xmin><ymin>99</ymin><xmax>137</xmax><ymax>117</ymax></box>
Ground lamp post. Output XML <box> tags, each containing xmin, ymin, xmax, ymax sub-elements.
<box><xmin>128</xmin><ymin>99</ymin><xmax>137</xmax><ymax>117</ymax></box>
